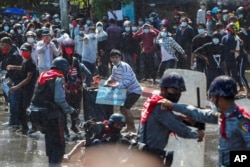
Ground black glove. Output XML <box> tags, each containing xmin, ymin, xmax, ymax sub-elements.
<box><xmin>70</xmin><ymin>109</ymin><xmax>79</xmax><ymax>120</ymax></box>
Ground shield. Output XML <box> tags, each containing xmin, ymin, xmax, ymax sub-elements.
<box><xmin>3</xmin><ymin>7</ymin><xmax>27</xmax><ymax>15</ymax></box>
<box><xmin>165</xmin><ymin>69</ymin><xmax>207</xmax><ymax>108</ymax></box>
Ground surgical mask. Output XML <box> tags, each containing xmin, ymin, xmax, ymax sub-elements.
<box><xmin>138</xmin><ymin>21</ymin><xmax>144</xmax><ymax>26</ymax></box>
<box><xmin>181</xmin><ymin>22</ymin><xmax>187</xmax><ymax>27</ymax></box>
<box><xmin>212</xmin><ymin>38</ymin><xmax>220</xmax><ymax>45</ymax></box>
<box><xmin>198</xmin><ymin>28</ymin><xmax>205</xmax><ymax>34</ymax></box>
<box><xmin>125</xmin><ymin>27</ymin><xmax>130</xmax><ymax>32</ymax></box>
<box><xmin>223</xmin><ymin>14</ymin><xmax>228</xmax><ymax>21</ymax></box>
<box><xmin>161</xmin><ymin>32</ymin><xmax>167</xmax><ymax>37</ymax></box>
<box><xmin>10</xmin><ymin>19</ymin><xmax>14</xmax><ymax>24</ymax></box>
<box><xmin>220</xmin><ymin>29</ymin><xmax>224</xmax><ymax>34</ymax></box>
<box><xmin>166</xmin><ymin>92</ymin><xmax>181</xmax><ymax>103</ymax></box>
<box><xmin>4</xmin><ymin>26</ymin><xmax>9</xmax><ymax>32</ymax></box>
<box><xmin>27</xmin><ymin>37</ymin><xmax>35</xmax><ymax>43</ymax></box>
<box><xmin>17</xmin><ymin>29</ymin><xmax>22</xmax><ymax>34</ymax></box>
<box><xmin>29</xmin><ymin>28</ymin><xmax>35</xmax><ymax>31</ymax></box>
<box><xmin>209</xmin><ymin>101</ymin><xmax>219</xmax><ymax>112</ymax></box>
<box><xmin>149</xmin><ymin>17</ymin><xmax>154</xmax><ymax>22</ymax></box>
<box><xmin>96</xmin><ymin>26</ymin><xmax>102</xmax><ymax>31</ymax></box>
<box><xmin>132</xmin><ymin>26</ymin><xmax>138</xmax><ymax>31</ymax></box>
<box><xmin>86</xmin><ymin>20</ymin><xmax>91</xmax><ymax>25</ymax></box>
<box><xmin>217</xmin><ymin>2</ymin><xmax>222</xmax><ymax>6</ymax></box>
<box><xmin>143</xmin><ymin>29</ymin><xmax>149</xmax><ymax>33</ymax></box>
<box><xmin>238</xmin><ymin>14</ymin><xmax>243</xmax><ymax>19</ymax></box>
<box><xmin>55</xmin><ymin>18</ymin><xmax>60</xmax><ymax>22</ymax></box>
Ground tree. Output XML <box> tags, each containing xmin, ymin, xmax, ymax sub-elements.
<box><xmin>91</xmin><ymin>0</ymin><xmax>132</xmax><ymax>20</ymax></box>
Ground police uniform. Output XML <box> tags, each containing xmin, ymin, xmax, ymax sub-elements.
<box><xmin>172</xmin><ymin>103</ymin><xmax>250</xmax><ymax>166</ymax></box>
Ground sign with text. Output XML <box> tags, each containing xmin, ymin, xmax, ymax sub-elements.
<box><xmin>96</xmin><ymin>86</ymin><xmax>127</xmax><ymax>106</ymax></box>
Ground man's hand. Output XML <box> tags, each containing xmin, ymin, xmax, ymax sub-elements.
<box><xmin>71</xmin><ymin>109</ymin><xmax>79</xmax><ymax>120</ymax></box>
<box><xmin>197</xmin><ymin>130</ymin><xmax>205</xmax><ymax>142</ymax></box>
<box><xmin>157</xmin><ymin>99</ymin><xmax>174</xmax><ymax>111</ymax></box>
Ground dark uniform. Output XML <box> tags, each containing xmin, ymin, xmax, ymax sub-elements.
<box><xmin>29</xmin><ymin>57</ymin><xmax>77</xmax><ymax>167</ymax></box>
<box><xmin>168</xmin><ymin>76</ymin><xmax>250</xmax><ymax>166</ymax></box>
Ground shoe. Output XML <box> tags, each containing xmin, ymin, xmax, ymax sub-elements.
<box><xmin>2</xmin><ymin>122</ymin><xmax>12</xmax><ymax>127</ymax></box>
<box><xmin>70</xmin><ymin>126</ymin><xmax>80</xmax><ymax>134</ymax></box>
<box><xmin>141</xmin><ymin>78</ymin><xmax>148</xmax><ymax>81</ymax></box>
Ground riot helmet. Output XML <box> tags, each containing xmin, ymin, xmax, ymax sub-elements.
<box><xmin>108</xmin><ymin>113</ymin><xmax>126</xmax><ymax>133</ymax></box>
<box><xmin>208</xmin><ymin>75</ymin><xmax>237</xmax><ymax>98</ymax></box>
<box><xmin>159</xmin><ymin>72</ymin><xmax>186</xmax><ymax>91</ymax></box>
<box><xmin>51</xmin><ymin>57</ymin><xmax>69</xmax><ymax>72</ymax></box>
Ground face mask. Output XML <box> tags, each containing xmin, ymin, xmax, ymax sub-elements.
<box><xmin>4</xmin><ymin>26</ymin><xmax>9</xmax><ymax>32</ymax></box>
<box><xmin>1</xmin><ymin>48</ymin><xmax>8</xmax><ymax>54</ymax></box>
<box><xmin>109</xmin><ymin>124</ymin><xmax>122</xmax><ymax>134</ymax></box>
<box><xmin>198</xmin><ymin>28</ymin><xmax>205</xmax><ymax>34</ymax></box>
<box><xmin>161</xmin><ymin>32</ymin><xmax>167</xmax><ymax>37</ymax></box>
<box><xmin>217</xmin><ymin>2</ymin><xmax>222</xmax><ymax>6</ymax></box>
<box><xmin>181</xmin><ymin>22</ymin><xmax>187</xmax><ymax>27</ymax></box>
<box><xmin>138</xmin><ymin>21</ymin><xmax>144</xmax><ymax>26</ymax></box>
<box><xmin>143</xmin><ymin>29</ymin><xmax>149</xmax><ymax>33</ymax></box>
<box><xmin>223</xmin><ymin>14</ymin><xmax>228</xmax><ymax>21</ymax></box>
<box><xmin>55</xmin><ymin>18</ymin><xmax>60</xmax><ymax>22</ymax></box>
<box><xmin>17</xmin><ymin>29</ymin><xmax>22</xmax><ymax>34</ymax></box>
<box><xmin>238</xmin><ymin>14</ymin><xmax>243</xmax><ymax>19</ymax></box>
<box><xmin>10</xmin><ymin>19</ymin><xmax>14</xmax><ymax>24</ymax></box>
<box><xmin>165</xmin><ymin>92</ymin><xmax>181</xmax><ymax>103</ymax></box>
<box><xmin>21</xmin><ymin>51</ymin><xmax>31</xmax><ymax>59</ymax></box>
<box><xmin>209</xmin><ymin>101</ymin><xmax>219</xmax><ymax>112</ymax></box>
<box><xmin>65</xmin><ymin>47</ymin><xmax>74</xmax><ymax>55</ymax></box>
<box><xmin>27</xmin><ymin>37</ymin><xmax>35</xmax><ymax>43</ymax></box>
<box><xmin>149</xmin><ymin>17</ymin><xmax>154</xmax><ymax>22</ymax></box>
<box><xmin>132</xmin><ymin>26</ymin><xmax>138</xmax><ymax>31</ymax></box>
<box><xmin>125</xmin><ymin>27</ymin><xmax>130</xmax><ymax>32</ymax></box>
<box><xmin>220</xmin><ymin>29</ymin><xmax>224</xmax><ymax>34</ymax></box>
<box><xmin>212</xmin><ymin>38</ymin><xmax>220</xmax><ymax>45</ymax></box>
<box><xmin>86</xmin><ymin>20</ymin><xmax>91</xmax><ymax>25</ymax></box>
<box><xmin>29</xmin><ymin>28</ymin><xmax>35</xmax><ymax>31</ymax></box>
<box><xmin>96</xmin><ymin>26</ymin><xmax>102</xmax><ymax>31</ymax></box>
<box><xmin>200</xmin><ymin>5</ymin><xmax>205</xmax><ymax>10</ymax></box>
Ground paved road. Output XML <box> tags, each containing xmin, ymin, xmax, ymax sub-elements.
<box><xmin>0</xmin><ymin>85</ymin><xmax>250</xmax><ymax>167</ymax></box>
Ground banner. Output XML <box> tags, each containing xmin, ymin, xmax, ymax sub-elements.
<box><xmin>96</xmin><ymin>86</ymin><xmax>127</xmax><ymax>106</ymax></box>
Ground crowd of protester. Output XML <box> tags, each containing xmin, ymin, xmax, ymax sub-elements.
<box><xmin>0</xmin><ymin>0</ymin><xmax>250</xmax><ymax>166</ymax></box>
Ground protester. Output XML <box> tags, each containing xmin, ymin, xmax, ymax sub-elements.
<box><xmin>6</xmin><ymin>43</ymin><xmax>38</xmax><ymax>135</ymax></box>
<box><xmin>104</xmin><ymin>49</ymin><xmax>142</xmax><ymax>133</ymax></box>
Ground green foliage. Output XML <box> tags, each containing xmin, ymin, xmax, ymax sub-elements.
<box><xmin>91</xmin><ymin>0</ymin><xmax>132</xmax><ymax>20</ymax></box>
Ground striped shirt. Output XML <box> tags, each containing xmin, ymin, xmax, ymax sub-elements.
<box><xmin>109</xmin><ymin>61</ymin><xmax>142</xmax><ymax>94</ymax></box>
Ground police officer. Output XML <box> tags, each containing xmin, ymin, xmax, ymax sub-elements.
<box><xmin>138</xmin><ymin>72</ymin><xmax>204</xmax><ymax>167</ymax></box>
<box><xmin>159</xmin><ymin>75</ymin><xmax>250</xmax><ymax>166</ymax></box>
<box><xmin>29</xmin><ymin>57</ymin><xmax>78</xmax><ymax>167</ymax></box>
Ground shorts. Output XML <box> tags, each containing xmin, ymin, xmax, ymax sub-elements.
<box><xmin>122</xmin><ymin>93</ymin><xmax>141</xmax><ymax>110</ymax></box>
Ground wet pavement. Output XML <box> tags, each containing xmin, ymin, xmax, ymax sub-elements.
<box><xmin>0</xmin><ymin>78</ymin><xmax>250</xmax><ymax>167</ymax></box>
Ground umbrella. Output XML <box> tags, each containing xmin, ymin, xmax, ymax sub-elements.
<box><xmin>3</xmin><ymin>7</ymin><xmax>27</xmax><ymax>15</ymax></box>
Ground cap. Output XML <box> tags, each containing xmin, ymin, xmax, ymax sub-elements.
<box><xmin>42</xmin><ymin>29</ymin><xmax>51</xmax><ymax>36</ymax></box>
<box><xmin>20</xmin><ymin>43</ymin><xmax>32</xmax><ymax>52</ymax></box>
<box><xmin>0</xmin><ymin>37</ymin><xmax>12</xmax><ymax>45</ymax></box>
